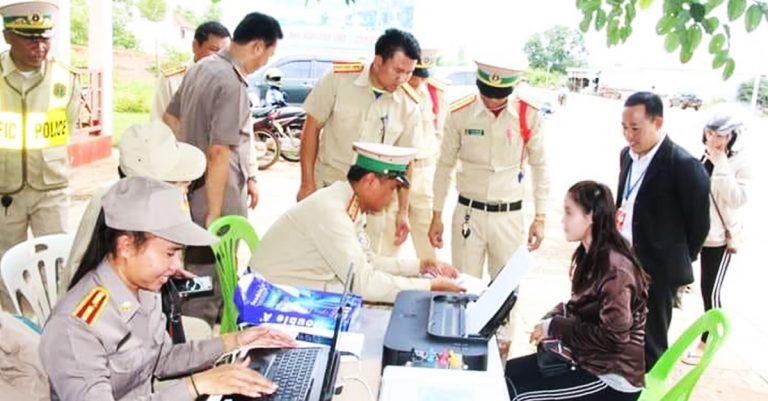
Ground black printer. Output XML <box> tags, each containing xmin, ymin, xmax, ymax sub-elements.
<box><xmin>382</xmin><ymin>289</ymin><xmax>517</xmax><ymax>371</ymax></box>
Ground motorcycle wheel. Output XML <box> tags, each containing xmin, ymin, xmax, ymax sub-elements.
<box><xmin>254</xmin><ymin>129</ymin><xmax>281</xmax><ymax>170</ymax></box>
<box><xmin>279</xmin><ymin>126</ymin><xmax>301</xmax><ymax>162</ymax></box>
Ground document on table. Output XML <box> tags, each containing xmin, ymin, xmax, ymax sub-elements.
<box><xmin>465</xmin><ymin>246</ymin><xmax>535</xmax><ymax>335</ymax></box>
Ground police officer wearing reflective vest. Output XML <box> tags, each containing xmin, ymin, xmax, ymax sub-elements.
<box><xmin>0</xmin><ymin>0</ymin><xmax>80</xmax><ymax>311</ymax></box>
<box><xmin>429</xmin><ymin>60</ymin><xmax>549</xmax><ymax>357</ymax></box>
<box><xmin>378</xmin><ymin>48</ymin><xmax>447</xmax><ymax>260</ymax></box>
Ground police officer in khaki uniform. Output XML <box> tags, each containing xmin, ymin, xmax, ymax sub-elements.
<box><xmin>429</xmin><ymin>60</ymin><xmax>549</xmax><ymax>357</ymax></box>
<box><xmin>378</xmin><ymin>48</ymin><xmax>447</xmax><ymax>259</ymax></box>
<box><xmin>0</xmin><ymin>0</ymin><xmax>80</xmax><ymax>311</ymax></box>
<box><xmin>163</xmin><ymin>12</ymin><xmax>282</xmax><ymax>325</ymax></box>
<box><xmin>297</xmin><ymin>29</ymin><xmax>424</xmax><ymax>256</ymax></box>
<box><xmin>41</xmin><ymin>177</ymin><xmax>297</xmax><ymax>401</ymax></box>
<box><xmin>149</xmin><ymin>21</ymin><xmax>230</xmax><ymax>121</ymax></box>
<box><xmin>252</xmin><ymin>142</ymin><xmax>463</xmax><ymax>303</ymax></box>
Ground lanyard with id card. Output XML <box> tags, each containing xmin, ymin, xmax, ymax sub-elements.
<box><xmin>616</xmin><ymin>163</ymin><xmax>646</xmax><ymax>232</ymax></box>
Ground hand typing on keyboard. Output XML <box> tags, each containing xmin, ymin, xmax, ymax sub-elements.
<box><xmin>189</xmin><ymin>357</ymin><xmax>277</xmax><ymax>399</ymax></box>
<box><xmin>223</xmin><ymin>326</ymin><xmax>298</xmax><ymax>353</ymax></box>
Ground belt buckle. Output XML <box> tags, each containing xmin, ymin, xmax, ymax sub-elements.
<box><xmin>486</xmin><ymin>201</ymin><xmax>502</xmax><ymax>212</ymax></box>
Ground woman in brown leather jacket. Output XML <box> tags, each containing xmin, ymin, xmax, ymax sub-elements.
<box><xmin>505</xmin><ymin>180</ymin><xmax>649</xmax><ymax>401</ymax></box>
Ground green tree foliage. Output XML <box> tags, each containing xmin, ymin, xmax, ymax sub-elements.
<box><xmin>575</xmin><ymin>0</ymin><xmax>768</xmax><ymax>80</ymax></box>
<box><xmin>202</xmin><ymin>3</ymin><xmax>222</xmax><ymax>22</ymax></box>
<box><xmin>70</xmin><ymin>0</ymin><xmax>88</xmax><ymax>46</ymax></box>
<box><xmin>175</xmin><ymin>6</ymin><xmax>201</xmax><ymax>27</ymax></box>
<box><xmin>523</xmin><ymin>25</ymin><xmax>588</xmax><ymax>73</ymax></box>
<box><xmin>737</xmin><ymin>77</ymin><xmax>767</xmax><ymax>106</ymax></box>
<box><xmin>137</xmin><ymin>0</ymin><xmax>167</xmax><ymax>22</ymax></box>
<box><xmin>113</xmin><ymin>2</ymin><xmax>139</xmax><ymax>50</ymax></box>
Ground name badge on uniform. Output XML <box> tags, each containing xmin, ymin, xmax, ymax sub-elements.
<box><xmin>615</xmin><ymin>206</ymin><xmax>627</xmax><ymax>232</ymax></box>
<box><xmin>464</xmin><ymin>128</ymin><xmax>484</xmax><ymax>136</ymax></box>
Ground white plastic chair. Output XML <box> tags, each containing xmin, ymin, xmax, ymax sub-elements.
<box><xmin>0</xmin><ymin>234</ymin><xmax>73</xmax><ymax>325</ymax></box>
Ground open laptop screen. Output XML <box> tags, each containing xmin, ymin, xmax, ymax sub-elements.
<box><xmin>320</xmin><ymin>263</ymin><xmax>355</xmax><ymax>399</ymax></box>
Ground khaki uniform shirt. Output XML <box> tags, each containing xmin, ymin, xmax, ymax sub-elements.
<box><xmin>433</xmin><ymin>94</ymin><xmax>549</xmax><ymax>213</ymax></box>
<box><xmin>412</xmin><ymin>78</ymin><xmax>448</xmax><ymax>159</ymax></box>
<box><xmin>40</xmin><ymin>261</ymin><xmax>224</xmax><ymax>401</ymax></box>
<box><xmin>167</xmin><ymin>50</ymin><xmax>257</xmax><ymax>183</ymax></box>
<box><xmin>250</xmin><ymin>181</ymin><xmax>430</xmax><ymax>303</ymax></box>
<box><xmin>150</xmin><ymin>63</ymin><xmax>188</xmax><ymax>121</ymax></box>
<box><xmin>303</xmin><ymin>63</ymin><xmax>422</xmax><ymax>185</ymax></box>
<box><xmin>0</xmin><ymin>51</ymin><xmax>80</xmax><ymax>193</ymax></box>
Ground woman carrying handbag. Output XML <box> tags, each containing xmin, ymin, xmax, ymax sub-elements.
<box><xmin>686</xmin><ymin>106</ymin><xmax>751</xmax><ymax>363</ymax></box>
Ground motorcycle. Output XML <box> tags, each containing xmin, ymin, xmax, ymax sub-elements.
<box><xmin>251</xmin><ymin>105</ymin><xmax>306</xmax><ymax>169</ymax></box>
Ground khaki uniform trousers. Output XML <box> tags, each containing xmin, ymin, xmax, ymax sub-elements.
<box><xmin>0</xmin><ymin>187</ymin><xmax>67</xmax><ymax>312</ymax></box>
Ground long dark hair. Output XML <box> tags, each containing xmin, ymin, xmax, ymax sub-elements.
<box><xmin>567</xmin><ymin>181</ymin><xmax>648</xmax><ymax>292</ymax></box>
<box><xmin>68</xmin><ymin>209</ymin><xmax>147</xmax><ymax>290</ymax></box>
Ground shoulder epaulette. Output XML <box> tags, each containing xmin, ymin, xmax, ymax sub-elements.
<box><xmin>450</xmin><ymin>94</ymin><xmax>477</xmax><ymax>113</ymax></box>
<box><xmin>163</xmin><ymin>64</ymin><xmax>187</xmax><ymax>78</ymax></box>
<box><xmin>333</xmin><ymin>61</ymin><xmax>364</xmax><ymax>74</ymax></box>
<box><xmin>400</xmin><ymin>83</ymin><xmax>421</xmax><ymax>103</ymax></box>
<box><xmin>347</xmin><ymin>195</ymin><xmax>361</xmax><ymax>222</ymax></box>
<box><xmin>72</xmin><ymin>287</ymin><xmax>110</xmax><ymax>327</ymax></box>
<box><xmin>426</xmin><ymin>77</ymin><xmax>447</xmax><ymax>92</ymax></box>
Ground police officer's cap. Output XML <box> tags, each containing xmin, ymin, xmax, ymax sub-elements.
<box><xmin>0</xmin><ymin>1</ymin><xmax>58</xmax><ymax>39</ymax></box>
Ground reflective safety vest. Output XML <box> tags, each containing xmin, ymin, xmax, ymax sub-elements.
<box><xmin>0</xmin><ymin>54</ymin><xmax>78</xmax><ymax>194</ymax></box>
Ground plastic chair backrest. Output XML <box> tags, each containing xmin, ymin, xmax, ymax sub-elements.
<box><xmin>0</xmin><ymin>234</ymin><xmax>73</xmax><ymax>325</ymax></box>
<box><xmin>208</xmin><ymin>215</ymin><xmax>259</xmax><ymax>333</ymax></box>
<box><xmin>639</xmin><ymin>308</ymin><xmax>731</xmax><ymax>401</ymax></box>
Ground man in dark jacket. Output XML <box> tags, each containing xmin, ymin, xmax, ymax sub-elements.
<box><xmin>616</xmin><ymin>92</ymin><xmax>710</xmax><ymax>370</ymax></box>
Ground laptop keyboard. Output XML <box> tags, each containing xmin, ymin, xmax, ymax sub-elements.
<box><xmin>262</xmin><ymin>348</ymin><xmax>321</xmax><ymax>401</ymax></box>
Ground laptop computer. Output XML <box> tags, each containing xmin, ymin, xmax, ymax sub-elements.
<box><xmin>221</xmin><ymin>264</ymin><xmax>355</xmax><ymax>401</ymax></box>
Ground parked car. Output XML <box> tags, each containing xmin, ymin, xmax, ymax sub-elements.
<box><xmin>247</xmin><ymin>54</ymin><xmax>361</xmax><ymax>107</ymax></box>
<box><xmin>434</xmin><ymin>66</ymin><xmax>476</xmax><ymax>102</ymax></box>
<box><xmin>669</xmin><ymin>93</ymin><xmax>702</xmax><ymax>110</ymax></box>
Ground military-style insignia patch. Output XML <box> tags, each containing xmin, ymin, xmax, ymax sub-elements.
<box><xmin>400</xmin><ymin>83</ymin><xmax>421</xmax><ymax>103</ymax></box>
<box><xmin>490</xmin><ymin>73</ymin><xmax>501</xmax><ymax>85</ymax></box>
<box><xmin>426</xmin><ymin>77</ymin><xmax>447</xmax><ymax>92</ymax></box>
<box><xmin>162</xmin><ymin>65</ymin><xmax>187</xmax><ymax>78</ymax></box>
<box><xmin>73</xmin><ymin>287</ymin><xmax>110</xmax><ymax>327</ymax></box>
<box><xmin>53</xmin><ymin>83</ymin><xmax>66</xmax><ymax>98</ymax></box>
<box><xmin>333</xmin><ymin>61</ymin><xmax>364</xmax><ymax>74</ymax></box>
<box><xmin>465</xmin><ymin>128</ymin><xmax>485</xmax><ymax>136</ymax></box>
<box><xmin>346</xmin><ymin>195</ymin><xmax>361</xmax><ymax>222</ymax></box>
<box><xmin>450</xmin><ymin>94</ymin><xmax>477</xmax><ymax>113</ymax></box>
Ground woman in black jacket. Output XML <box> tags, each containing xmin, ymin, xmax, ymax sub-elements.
<box><xmin>505</xmin><ymin>181</ymin><xmax>649</xmax><ymax>401</ymax></box>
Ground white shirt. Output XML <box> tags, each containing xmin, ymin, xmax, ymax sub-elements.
<box><xmin>620</xmin><ymin>134</ymin><xmax>666</xmax><ymax>244</ymax></box>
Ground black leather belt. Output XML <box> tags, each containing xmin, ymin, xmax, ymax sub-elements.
<box><xmin>458</xmin><ymin>195</ymin><xmax>522</xmax><ymax>213</ymax></box>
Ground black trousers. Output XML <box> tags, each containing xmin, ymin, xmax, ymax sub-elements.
<box><xmin>700</xmin><ymin>245</ymin><xmax>731</xmax><ymax>342</ymax></box>
<box><xmin>644</xmin><ymin>282</ymin><xmax>675</xmax><ymax>371</ymax></box>
<box><xmin>505</xmin><ymin>354</ymin><xmax>640</xmax><ymax>401</ymax></box>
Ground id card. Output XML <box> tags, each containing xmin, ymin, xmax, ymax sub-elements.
<box><xmin>615</xmin><ymin>207</ymin><xmax>627</xmax><ymax>232</ymax></box>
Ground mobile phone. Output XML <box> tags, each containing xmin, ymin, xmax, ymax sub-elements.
<box><xmin>543</xmin><ymin>339</ymin><xmax>575</xmax><ymax>364</ymax></box>
<box><xmin>296</xmin><ymin>332</ymin><xmax>333</xmax><ymax>346</ymax></box>
<box><xmin>171</xmin><ymin>276</ymin><xmax>213</xmax><ymax>298</ymax></box>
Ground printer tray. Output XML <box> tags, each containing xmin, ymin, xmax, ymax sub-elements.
<box><xmin>427</xmin><ymin>291</ymin><xmax>517</xmax><ymax>340</ymax></box>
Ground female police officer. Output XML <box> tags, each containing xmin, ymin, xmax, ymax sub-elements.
<box><xmin>40</xmin><ymin>176</ymin><xmax>297</xmax><ymax>400</ymax></box>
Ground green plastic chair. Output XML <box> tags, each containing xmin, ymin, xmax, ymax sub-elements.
<box><xmin>638</xmin><ymin>308</ymin><xmax>731</xmax><ymax>401</ymax></box>
<box><xmin>208</xmin><ymin>215</ymin><xmax>260</xmax><ymax>334</ymax></box>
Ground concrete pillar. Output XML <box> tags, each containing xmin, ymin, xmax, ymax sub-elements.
<box><xmin>87</xmin><ymin>0</ymin><xmax>112</xmax><ymax>135</ymax></box>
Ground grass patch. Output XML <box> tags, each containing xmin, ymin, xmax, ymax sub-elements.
<box><xmin>112</xmin><ymin>112</ymin><xmax>148</xmax><ymax>146</ymax></box>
